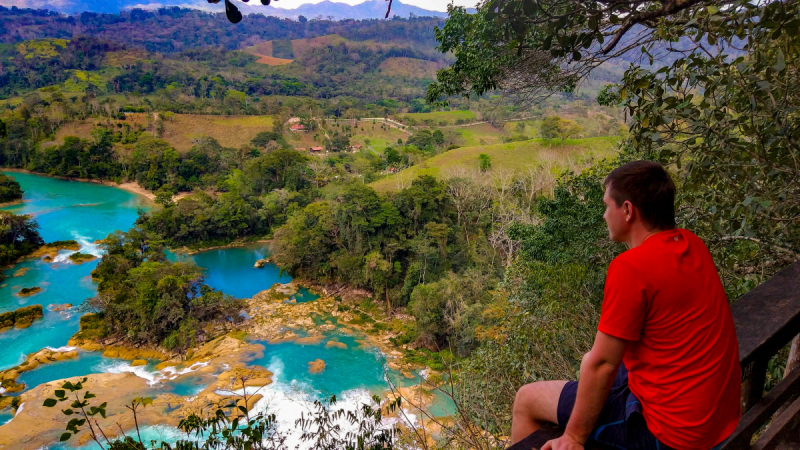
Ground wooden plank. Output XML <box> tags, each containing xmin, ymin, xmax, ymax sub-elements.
<box><xmin>732</xmin><ymin>261</ymin><xmax>800</xmax><ymax>369</ymax></box>
<box><xmin>722</xmin><ymin>366</ymin><xmax>800</xmax><ymax>449</ymax></box>
<box><xmin>752</xmin><ymin>394</ymin><xmax>800</xmax><ymax>450</ymax></box>
<box><xmin>506</xmin><ymin>425</ymin><xmax>562</xmax><ymax>450</ymax></box>
<box><xmin>743</xmin><ymin>356</ymin><xmax>769</xmax><ymax>411</ymax></box>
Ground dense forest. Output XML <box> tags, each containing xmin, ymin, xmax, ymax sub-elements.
<box><xmin>0</xmin><ymin>6</ymin><xmax>445</xmax><ymax>51</ymax></box>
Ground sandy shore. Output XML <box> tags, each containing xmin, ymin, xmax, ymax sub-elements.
<box><xmin>0</xmin><ymin>168</ymin><xmax>190</xmax><ymax>203</ymax></box>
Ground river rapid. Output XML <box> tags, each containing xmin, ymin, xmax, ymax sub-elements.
<box><xmin>0</xmin><ymin>172</ymin><xmax>422</xmax><ymax>449</ymax></box>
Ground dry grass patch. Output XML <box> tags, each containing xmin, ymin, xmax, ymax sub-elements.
<box><xmin>378</xmin><ymin>57</ymin><xmax>441</xmax><ymax>78</ymax></box>
<box><xmin>159</xmin><ymin>114</ymin><xmax>274</xmax><ymax>152</ymax></box>
<box><xmin>370</xmin><ymin>137</ymin><xmax>619</xmax><ymax>192</ymax></box>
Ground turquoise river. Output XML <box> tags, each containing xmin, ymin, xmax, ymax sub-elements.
<box><xmin>0</xmin><ymin>172</ymin><xmax>440</xmax><ymax>448</ymax></box>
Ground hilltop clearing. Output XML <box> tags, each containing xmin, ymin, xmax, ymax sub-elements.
<box><xmin>369</xmin><ymin>137</ymin><xmax>619</xmax><ymax>192</ymax></box>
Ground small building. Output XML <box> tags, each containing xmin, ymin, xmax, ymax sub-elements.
<box><xmin>309</xmin><ymin>146</ymin><xmax>324</xmax><ymax>153</ymax></box>
<box><xmin>350</xmin><ymin>145</ymin><xmax>362</xmax><ymax>152</ymax></box>
<box><xmin>290</xmin><ymin>124</ymin><xmax>307</xmax><ymax>132</ymax></box>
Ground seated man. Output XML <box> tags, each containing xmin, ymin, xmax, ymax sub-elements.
<box><xmin>510</xmin><ymin>161</ymin><xmax>741</xmax><ymax>450</ymax></box>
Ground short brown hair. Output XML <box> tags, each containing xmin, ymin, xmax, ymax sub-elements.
<box><xmin>603</xmin><ymin>160</ymin><xmax>676</xmax><ymax>230</ymax></box>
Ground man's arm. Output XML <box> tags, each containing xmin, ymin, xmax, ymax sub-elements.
<box><xmin>543</xmin><ymin>331</ymin><xmax>627</xmax><ymax>450</ymax></box>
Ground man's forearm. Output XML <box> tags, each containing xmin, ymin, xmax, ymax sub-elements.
<box><xmin>564</xmin><ymin>351</ymin><xmax>620</xmax><ymax>444</ymax></box>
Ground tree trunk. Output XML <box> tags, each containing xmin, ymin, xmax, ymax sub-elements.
<box><xmin>385</xmin><ymin>285</ymin><xmax>391</xmax><ymax>317</ymax></box>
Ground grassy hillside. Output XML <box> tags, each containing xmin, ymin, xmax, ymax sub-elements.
<box><xmin>377</xmin><ymin>57</ymin><xmax>441</xmax><ymax>78</ymax></box>
<box><xmin>49</xmin><ymin>114</ymin><xmax>275</xmax><ymax>152</ymax></box>
<box><xmin>370</xmin><ymin>136</ymin><xmax>619</xmax><ymax>192</ymax></box>
<box><xmin>398</xmin><ymin>110</ymin><xmax>478</xmax><ymax>125</ymax></box>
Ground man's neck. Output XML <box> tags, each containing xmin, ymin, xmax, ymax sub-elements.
<box><xmin>626</xmin><ymin>226</ymin><xmax>666</xmax><ymax>249</ymax></box>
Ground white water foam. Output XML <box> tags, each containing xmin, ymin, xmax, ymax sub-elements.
<box><xmin>44</xmin><ymin>346</ymin><xmax>77</xmax><ymax>353</ymax></box>
<box><xmin>98</xmin><ymin>359</ymin><xmax>210</xmax><ymax>386</ymax></box>
<box><xmin>14</xmin><ymin>402</ymin><xmax>24</xmax><ymax>417</ymax></box>
<box><xmin>206</xmin><ymin>355</ymin><xmax>415</xmax><ymax>449</ymax></box>
<box><xmin>100</xmin><ymin>360</ymin><xmax>160</xmax><ymax>385</ymax></box>
<box><xmin>52</xmin><ymin>233</ymin><xmax>105</xmax><ymax>263</ymax></box>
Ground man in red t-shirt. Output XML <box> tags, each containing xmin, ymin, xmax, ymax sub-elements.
<box><xmin>509</xmin><ymin>161</ymin><xmax>741</xmax><ymax>450</ymax></box>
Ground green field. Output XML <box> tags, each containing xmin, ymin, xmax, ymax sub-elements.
<box><xmin>398</xmin><ymin>110</ymin><xmax>478</xmax><ymax>125</ymax></box>
<box><xmin>370</xmin><ymin>136</ymin><xmax>619</xmax><ymax>192</ymax></box>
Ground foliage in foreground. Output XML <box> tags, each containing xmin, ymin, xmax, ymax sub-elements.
<box><xmin>89</xmin><ymin>227</ymin><xmax>244</xmax><ymax>352</ymax></box>
<box><xmin>44</xmin><ymin>376</ymin><xmax>401</xmax><ymax>450</ymax></box>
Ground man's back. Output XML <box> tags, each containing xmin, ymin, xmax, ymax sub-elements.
<box><xmin>599</xmin><ymin>228</ymin><xmax>741</xmax><ymax>449</ymax></box>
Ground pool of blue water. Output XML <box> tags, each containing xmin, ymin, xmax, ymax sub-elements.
<box><xmin>169</xmin><ymin>243</ymin><xmax>292</xmax><ymax>299</ymax></box>
<box><xmin>0</xmin><ymin>172</ymin><xmax>149</xmax><ymax>371</ymax></box>
<box><xmin>249</xmin><ymin>332</ymin><xmax>390</xmax><ymax>399</ymax></box>
<box><xmin>15</xmin><ymin>351</ymin><xmax>107</xmax><ymax>392</ymax></box>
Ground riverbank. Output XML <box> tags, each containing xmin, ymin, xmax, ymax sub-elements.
<box><xmin>0</xmin><ymin>168</ymin><xmax>190</xmax><ymax>203</ymax></box>
<box><xmin>175</xmin><ymin>238</ymin><xmax>273</xmax><ymax>255</ymax></box>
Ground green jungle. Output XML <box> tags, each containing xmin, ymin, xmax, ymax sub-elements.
<box><xmin>0</xmin><ymin>0</ymin><xmax>797</xmax><ymax>448</ymax></box>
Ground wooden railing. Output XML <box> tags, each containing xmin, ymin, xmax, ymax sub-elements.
<box><xmin>508</xmin><ymin>260</ymin><xmax>800</xmax><ymax>450</ymax></box>
<box><xmin>722</xmin><ymin>260</ymin><xmax>800</xmax><ymax>450</ymax></box>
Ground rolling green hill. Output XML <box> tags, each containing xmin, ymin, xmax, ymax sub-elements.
<box><xmin>370</xmin><ymin>136</ymin><xmax>620</xmax><ymax>192</ymax></box>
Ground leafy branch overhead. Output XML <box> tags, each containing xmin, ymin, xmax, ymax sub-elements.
<box><xmin>425</xmin><ymin>0</ymin><xmax>768</xmax><ymax>104</ymax></box>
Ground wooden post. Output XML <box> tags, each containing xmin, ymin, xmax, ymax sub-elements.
<box><xmin>743</xmin><ymin>356</ymin><xmax>769</xmax><ymax>412</ymax></box>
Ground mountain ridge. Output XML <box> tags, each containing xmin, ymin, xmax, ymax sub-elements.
<box><xmin>0</xmin><ymin>0</ymin><xmax>456</xmax><ymax>20</ymax></box>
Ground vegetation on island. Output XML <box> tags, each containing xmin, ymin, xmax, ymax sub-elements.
<box><xmin>0</xmin><ymin>211</ymin><xmax>45</xmax><ymax>269</ymax></box>
<box><xmin>0</xmin><ymin>304</ymin><xmax>44</xmax><ymax>331</ymax></box>
<box><xmin>88</xmin><ymin>227</ymin><xmax>245</xmax><ymax>353</ymax></box>
<box><xmin>0</xmin><ymin>172</ymin><xmax>22</xmax><ymax>203</ymax></box>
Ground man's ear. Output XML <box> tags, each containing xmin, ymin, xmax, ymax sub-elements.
<box><xmin>623</xmin><ymin>200</ymin><xmax>635</xmax><ymax>223</ymax></box>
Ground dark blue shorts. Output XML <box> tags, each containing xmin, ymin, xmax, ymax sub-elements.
<box><xmin>556</xmin><ymin>364</ymin><xmax>676</xmax><ymax>450</ymax></box>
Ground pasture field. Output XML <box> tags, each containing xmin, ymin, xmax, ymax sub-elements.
<box><xmin>398</xmin><ymin>110</ymin><xmax>479</xmax><ymax>125</ymax></box>
<box><xmin>369</xmin><ymin>136</ymin><xmax>619</xmax><ymax>192</ymax></box>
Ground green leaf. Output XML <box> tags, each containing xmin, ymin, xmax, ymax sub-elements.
<box><xmin>61</xmin><ymin>409</ymin><xmax>74</xmax><ymax>415</ymax></box>
<box><xmin>43</xmin><ymin>398</ymin><xmax>58</xmax><ymax>407</ymax></box>
<box><xmin>84</xmin><ymin>392</ymin><xmax>96</xmax><ymax>399</ymax></box>
<box><xmin>773</xmin><ymin>50</ymin><xmax>785</xmax><ymax>72</ymax></box>
<box><xmin>54</xmin><ymin>390</ymin><xmax>65</xmax><ymax>399</ymax></box>
<box><xmin>707</xmin><ymin>6</ymin><xmax>719</xmax><ymax>14</ymax></box>
<box><xmin>59</xmin><ymin>433</ymin><xmax>72</xmax><ymax>442</ymax></box>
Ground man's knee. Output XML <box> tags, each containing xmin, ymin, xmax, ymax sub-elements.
<box><xmin>513</xmin><ymin>380</ymin><xmax>567</xmax><ymax>424</ymax></box>
<box><xmin>513</xmin><ymin>382</ymin><xmax>544</xmax><ymax>415</ymax></box>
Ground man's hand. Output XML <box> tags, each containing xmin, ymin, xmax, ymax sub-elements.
<box><xmin>541</xmin><ymin>432</ymin><xmax>584</xmax><ymax>450</ymax></box>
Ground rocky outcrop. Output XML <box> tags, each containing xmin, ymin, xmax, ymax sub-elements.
<box><xmin>0</xmin><ymin>304</ymin><xmax>43</xmax><ymax>331</ymax></box>
<box><xmin>254</xmin><ymin>258</ymin><xmax>271</xmax><ymax>268</ymax></box>
<box><xmin>0</xmin><ymin>372</ymin><xmax>155</xmax><ymax>449</ymax></box>
<box><xmin>49</xmin><ymin>303</ymin><xmax>72</xmax><ymax>312</ymax></box>
<box><xmin>67</xmin><ymin>313</ymin><xmax>107</xmax><ymax>349</ymax></box>
<box><xmin>217</xmin><ymin>365</ymin><xmax>273</xmax><ymax>390</ymax></box>
<box><xmin>102</xmin><ymin>346</ymin><xmax>168</xmax><ymax>361</ymax></box>
<box><xmin>26</xmin><ymin>241</ymin><xmax>80</xmax><ymax>261</ymax></box>
<box><xmin>326</xmin><ymin>340</ymin><xmax>347</xmax><ymax>349</ymax></box>
<box><xmin>0</xmin><ymin>347</ymin><xmax>79</xmax><ymax>393</ymax></box>
<box><xmin>68</xmin><ymin>252</ymin><xmax>97</xmax><ymax>264</ymax></box>
<box><xmin>308</xmin><ymin>359</ymin><xmax>326</xmax><ymax>373</ymax></box>
<box><xmin>17</xmin><ymin>287</ymin><xmax>42</xmax><ymax>297</ymax></box>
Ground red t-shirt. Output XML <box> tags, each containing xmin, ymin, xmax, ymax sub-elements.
<box><xmin>598</xmin><ymin>228</ymin><xmax>741</xmax><ymax>450</ymax></box>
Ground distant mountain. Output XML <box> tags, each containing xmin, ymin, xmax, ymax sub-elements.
<box><xmin>0</xmin><ymin>0</ymin><xmax>452</xmax><ymax>19</ymax></box>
